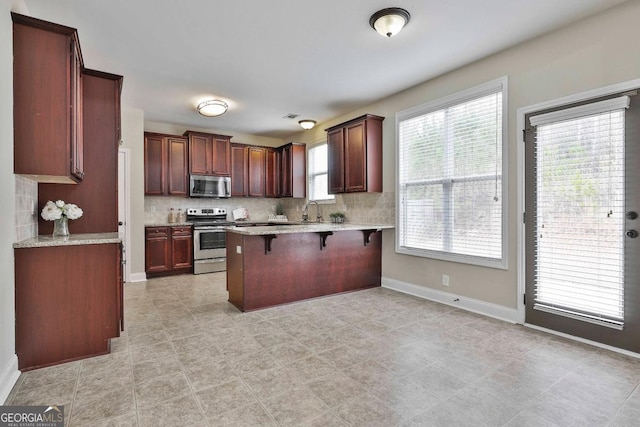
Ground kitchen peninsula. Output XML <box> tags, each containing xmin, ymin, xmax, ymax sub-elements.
<box><xmin>225</xmin><ymin>223</ymin><xmax>393</xmax><ymax>311</ymax></box>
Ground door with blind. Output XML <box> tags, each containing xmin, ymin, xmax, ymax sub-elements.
<box><xmin>525</xmin><ymin>92</ymin><xmax>640</xmax><ymax>352</ymax></box>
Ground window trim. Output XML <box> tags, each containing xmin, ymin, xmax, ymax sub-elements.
<box><xmin>306</xmin><ymin>140</ymin><xmax>336</xmax><ymax>204</ymax></box>
<box><xmin>395</xmin><ymin>76</ymin><xmax>509</xmax><ymax>269</ymax></box>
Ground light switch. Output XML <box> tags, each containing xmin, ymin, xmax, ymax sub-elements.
<box><xmin>236</xmin><ymin>246</ymin><xmax>242</xmax><ymax>254</ymax></box>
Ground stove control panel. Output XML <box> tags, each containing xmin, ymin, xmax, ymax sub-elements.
<box><xmin>187</xmin><ymin>207</ymin><xmax>227</xmax><ymax>217</ymax></box>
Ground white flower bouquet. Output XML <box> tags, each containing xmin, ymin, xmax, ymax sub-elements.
<box><xmin>41</xmin><ymin>200</ymin><xmax>83</xmax><ymax>221</ymax></box>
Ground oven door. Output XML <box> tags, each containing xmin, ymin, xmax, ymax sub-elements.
<box><xmin>193</xmin><ymin>227</ymin><xmax>226</xmax><ymax>260</ymax></box>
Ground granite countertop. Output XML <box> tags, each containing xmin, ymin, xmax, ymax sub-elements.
<box><xmin>14</xmin><ymin>232</ymin><xmax>121</xmax><ymax>248</ymax></box>
<box><xmin>145</xmin><ymin>222</ymin><xmax>193</xmax><ymax>227</ymax></box>
<box><xmin>226</xmin><ymin>222</ymin><xmax>395</xmax><ymax>236</ymax></box>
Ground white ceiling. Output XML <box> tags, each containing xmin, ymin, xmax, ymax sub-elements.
<box><xmin>23</xmin><ymin>0</ymin><xmax>628</xmax><ymax>139</ymax></box>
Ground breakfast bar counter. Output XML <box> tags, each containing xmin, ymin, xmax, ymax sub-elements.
<box><xmin>225</xmin><ymin>223</ymin><xmax>393</xmax><ymax>311</ymax></box>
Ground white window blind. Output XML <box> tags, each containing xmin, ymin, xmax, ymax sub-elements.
<box><xmin>532</xmin><ymin>103</ymin><xmax>627</xmax><ymax>326</ymax></box>
<box><xmin>397</xmin><ymin>79</ymin><xmax>506</xmax><ymax>268</ymax></box>
<box><xmin>308</xmin><ymin>143</ymin><xmax>334</xmax><ymax>201</ymax></box>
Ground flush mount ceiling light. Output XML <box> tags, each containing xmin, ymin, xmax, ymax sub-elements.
<box><xmin>369</xmin><ymin>7</ymin><xmax>410</xmax><ymax>38</ymax></box>
<box><xmin>298</xmin><ymin>119</ymin><xmax>317</xmax><ymax>130</ymax></box>
<box><xmin>197</xmin><ymin>99</ymin><xmax>228</xmax><ymax>117</ymax></box>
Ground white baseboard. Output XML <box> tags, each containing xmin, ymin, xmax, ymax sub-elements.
<box><xmin>128</xmin><ymin>272</ymin><xmax>147</xmax><ymax>283</ymax></box>
<box><xmin>0</xmin><ymin>354</ymin><xmax>20</xmax><ymax>404</ymax></box>
<box><xmin>524</xmin><ymin>323</ymin><xmax>640</xmax><ymax>359</ymax></box>
<box><xmin>381</xmin><ymin>277</ymin><xmax>519</xmax><ymax>324</ymax></box>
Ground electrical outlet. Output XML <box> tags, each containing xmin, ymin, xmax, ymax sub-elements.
<box><xmin>343</xmin><ymin>204</ymin><xmax>347</xmax><ymax>211</ymax></box>
<box><xmin>442</xmin><ymin>274</ymin><xmax>450</xmax><ymax>287</ymax></box>
<box><xmin>150</xmin><ymin>205</ymin><xmax>156</xmax><ymax>213</ymax></box>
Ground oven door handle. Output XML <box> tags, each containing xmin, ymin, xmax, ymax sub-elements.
<box><xmin>193</xmin><ymin>226</ymin><xmax>227</xmax><ymax>231</ymax></box>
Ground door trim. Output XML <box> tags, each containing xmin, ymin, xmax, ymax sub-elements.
<box><xmin>516</xmin><ymin>78</ymin><xmax>640</xmax><ymax>325</ymax></box>
<box><xmin>118</xmin><ymin>148</ymin><xmax>132</xmax><ymax>283</ymax></box>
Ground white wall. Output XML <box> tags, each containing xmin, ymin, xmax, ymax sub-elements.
<box><xmin>288</xmin><ymin>1</ymin><xmax>640</xmax><ymax>311</ymax></box>
<box><xmin>1</xmin><ymin>0</ymin><xmax>28</xmax><ymax>404</ymax></box>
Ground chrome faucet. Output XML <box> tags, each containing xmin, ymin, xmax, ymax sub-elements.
<box><xmin>302</xmin><ymin>201</ymin><xmax>322</xmax><ymax>222</ymax></box>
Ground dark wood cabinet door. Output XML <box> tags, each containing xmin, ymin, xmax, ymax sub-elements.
<box><xmin>344</xmin><ymin>121</ymin><xmax>367</xmax><ymax>192</ymax></box>
<box><xmin>145</xmin><ymin>227</ymin><xmax>171</xmax><ymax>273</ymax></box>
<box><xmin>278</xmin><ymin>143</ymin><xmax>306</xmax><ymax>198</ymax></box>
<box><xmin>171</xmin><ymin>229</ymin><xmax>193</xmax><ymax>270</ymax></box>
<box><xmin>280</xmin><ymin>145</ymin><xmax>292</xmax><ymax>197</ymax></box>
<box><xmin>70</xmin><ymin>40</ymin><xmax>84</xmax><ymax>180</ymax></box>
<box><xmin>212</xmin><ymin>136</ymin><xmax>231</xmax><ymax>176</ymax></box>
<box><xmin>265</xmin><ymin>148</ymin><xmax>280</xmax><ymax>197</ymax></box>
<box><xmin>167</xmin><ymin>137</ymin><xmax>188</xmax><ymax>196</ymax></box>
<box><xmin>248</xmin><ymin>147</ymin><xmax>266</xmax><ymax>197</ymax></box>
<box><xmin>230</xmin><ymin>144</ymin><xmax>248</xmax><ymax>197</ymax></box>
<box><xmin>189</xmin><ymin>134</ymin><xmax>213</xmax><ymax>175</ymax></box>
<box><xmin>327</xmin><ymin>129</ymin><xmax>345</xmax><ymax>194</ymax></box>
<box><xmin>290</xmin><ymin>143</ymin><xmax>307</xmax><ymax>198</ymax></box>
<box><xmin>144</xmin><ymin>134</ymin><xmax>165</xmax><ymax>195</ymax></box>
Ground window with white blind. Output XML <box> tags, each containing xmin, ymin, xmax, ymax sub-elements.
<box><xmin>528</xmin><ymin>96</ymin><xmax>629</xmax><ymax>327</ymax></box>
<box><xmin>308</xmin><ymin>143</ymin><xmax>335</xmax><ymax>202</ymax></box>
<box><xmin>396</xmin><ymin>78</ymin><xmax>507</xmax><ymax>268</ymax></box>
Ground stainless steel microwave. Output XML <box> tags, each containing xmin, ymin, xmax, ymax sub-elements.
<box><xmin>189</xmin><ymin>175</ymin><xmax>231</xmax><ymax>198</ymax></box>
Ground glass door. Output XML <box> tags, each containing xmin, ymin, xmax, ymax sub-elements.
<box><xmin>525</xmin><ymin>92</ymin><xmax>640</xmax><ymax>352</ymax></box>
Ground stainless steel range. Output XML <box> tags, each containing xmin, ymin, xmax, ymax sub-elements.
<box><xmin>187</xmin><ymin>207</ymin><xmax>233</xmax><ymax>274</ymax></box>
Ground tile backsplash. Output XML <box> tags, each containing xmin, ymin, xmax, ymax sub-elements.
<box><xmin>144</xmin><ymin>196</ymin><xmax>285</xmax><ymax>224</ymax></box>
<box><xmin>15</xmin><ymin>176</ymin><xmax>38</xmax><ymax>241</ymax></box>
<box><xmin>145</xmin><ymin>192</ymin><xmax>395</xmax><ymax>225</ymax></box>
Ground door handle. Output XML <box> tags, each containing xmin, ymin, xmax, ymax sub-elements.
<box><xmin>118</xmin><ymin>221</ymin><xmax>124</xmax><ymax>226</ymax></box>
<box><xmin>627</xmin><ymin>211</ymin><xmax>638</xmax><ymax>220</ymax></box>
<box><xmin>626</xmin><ymin>230</ymin><xmax>638</xmax><ymax>238</ymax></box>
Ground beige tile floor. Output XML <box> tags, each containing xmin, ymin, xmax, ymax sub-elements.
<box><xmin>5</xmin><ymin>272</ymin><xmax>640</xmax><ymax>426</ymax></box>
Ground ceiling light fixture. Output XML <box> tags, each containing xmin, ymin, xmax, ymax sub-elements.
<box><xmin>298</xmin><ymin>119</ymin><xmax>317</xmax><ymax>130</ymax></box>
<box><xmin>369</xmin><ymin>7</ymin><xmax>410</xmax><ymax>38</ymax></box>
<box><xmin>197</xmin><ymin>99</ymin><xmax>228</xmax><ymax>117</ymax></box>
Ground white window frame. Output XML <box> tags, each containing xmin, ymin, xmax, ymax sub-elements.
<box><xmin>307</xmin><ymin>140</ymin><xmax>335</xmax><ymax>204</ymax></box>
<box><xmin>395</xmin><ymin>77</ymin><xmax>509</xmax><ymax>269</ymax></box>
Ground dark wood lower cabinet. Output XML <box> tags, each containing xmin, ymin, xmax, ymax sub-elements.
<box><xmin>171</xmin><ymin>226</ymin><xmax>193</xmax><ymax>270</ymax></box>
<box><xmin>145</xmin><ymin>225</ymin><xmax>193</xmax><ymax>277</ymax></box>
<box><xmin>226</xmin><ymin>230</ymin><xmax>381</xmax><ymax>311</ymax></box>
<box><xmin>15</xmin><ymin>243</ymin><xmax>122</xmax><ymax>371</ymax></box>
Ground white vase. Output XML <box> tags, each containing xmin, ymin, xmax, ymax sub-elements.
<box><xmin>53</xmin><ymin>217</ymin><xmax>70</xmax><ymax>236</ymax></box>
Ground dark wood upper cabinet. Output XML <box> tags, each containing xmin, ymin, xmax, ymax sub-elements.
<box><xmin>265</xmin><ymin>148</ymin><xmax>280</xmax><ymax>198</ymax></box>
<box><xmin>231</xmin><ymin>142</ymin><xmax>305</xmax><ymax>199</ymax></box>
<box><xmin>184</xmin><ymin>131</ymin><xmax>231</xmax><ymax>176</ymax></box>
<box><xmin>325</xmin><ymin>114</ymin><xmax>384</xmax><ymax>194</ymax></box>
<box><xmin>144</xmin><ymin>133</ymin><xmax>188</xmax><ymax>197</ymax></box>
<box><xmin>230</xmin><ymin>143</ymin><xmax>248</xmax><ymax>197</ymax></box>
<box><xmin>12</xmin><ymin>13</ymin><xmax>85</xmax><ymax>183</ymax></box>
<box><xmin>39</xmin><ymin>70</ymin><xmax>123</xmax><ymax>235</ymax></box>
<box><xmin>327</xmin><ymin>128</ymin><xmax>345</xmax><ymax>194</ymax></box>
<box><xmin>280</xmin><ymin>143</ymin><xmax>306</xmax><ymax>198</ymax></box>
<box><xmin>248</xmin><ymin>147</ymin><xmax>266</xmax><ymax>197</ymax></box>
<box><xmin>144</xmin><ymin>134</ymin><xmax>164</xmax><ymax>195</ymax></box>
<box><xmin>167</xmin><ymin>137</ymin><xmax>188</xmax><ymax>195</ymax></box>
